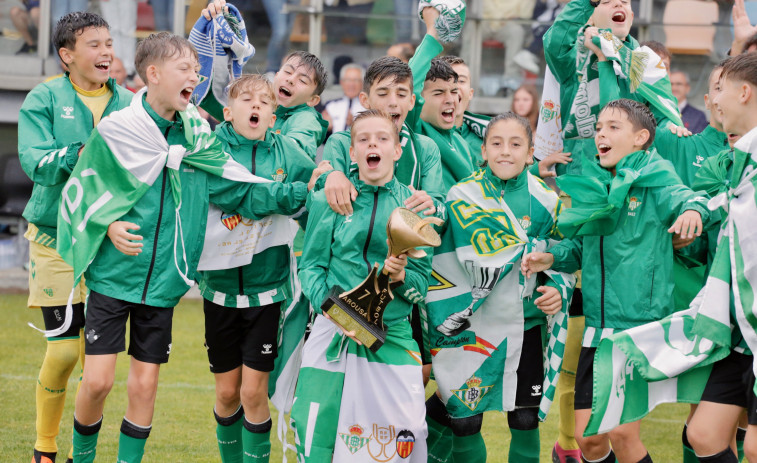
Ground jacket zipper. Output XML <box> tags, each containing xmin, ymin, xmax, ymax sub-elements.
<box><xmin>250</xmin><ymin>144</ymin><xmax>258</xmax><ymax>175</ymax></box>
<box><xmin>142</xmin><ymin>168</ymin><xmax>168</xmax><ymax>304</ymax></box>
<box><xmin>599</xmin><ymin>236</ymin><xmax>605</xmax><ymax>329</ymax></box>
<box><xmin>362</xmin><ymin>191</ymin><xmax>380</xmax><ymax>272</ymax></box>
<box><xmin>237</xmin><ymin>143</ymin><xmax>258</xmax><ymax>297</ymax></box>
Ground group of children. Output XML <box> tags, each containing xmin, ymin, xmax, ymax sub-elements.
<box><xmin>17</xmin><ymin>0</ymin><xmax>757</xmax><ymax>462</ymax></box>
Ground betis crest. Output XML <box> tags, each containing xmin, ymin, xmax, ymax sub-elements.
<box><xmin>628</xmin><ymin>196</ymin><xmax>642</xmax><ymax>211</ymax></box>
<box><xmin>540</xmin><ymin>100</ymin><xmax>558</xmax><ymax>123</ymax></box>
<box><xmin>271</xmin><ymin>167</ymin><xmax>287</xmax><ymax>182</ymax></box>
<box><xmin>451</xmin><ymin>375</ymin><xmax>493</xmax><ymax>411</ymax></box>
<box><xmin>339</xmin><ymin>424</ymin><xmax>370</xmax><ymax>454</ymax></box>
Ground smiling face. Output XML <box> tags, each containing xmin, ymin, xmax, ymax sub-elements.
<box><xmin>712</xmin><ymin>75</ymin><xmax>754</xmax><ymax>140</ymax></box>
<box><xmin>273</xmin><ymin>56</ymin><xmax>320</xmax><ymax>108</ymax></box>
<box><xmin>224</xmin><ymin>84</ymin><xmax>276</xmax><ymax>141</ymax></box>
<box><xmin>482</xmin><ymin>118</ymin><xmax>534</xmax><ymax>181</ymax></box>
<box><xmin>592</xmin><ymin>0</ymin><xmax>634</xmax><ymax>40</ymax></box>
<box><xmin>145</xmin><ymin>47</ymin><xmax>199</xmax><ymax>120</ymax></box>
<box><xmin>704</xmin><ymin>68</ymin><xmax>724</xmax><ymax>132</ymax></box>
<box><xmin>349</xmin><ymin>115</ymin><xmax>402</xmax><ymax>186</ymax></box>
<box><xmin>420</xmin><ymin>78</ymin><xmax>459</xmax><ymax>130</ymax></box>
<box><xmin>595</xmin><ymin>107</ymin><xmax>649</xmax><ymax>173</ymax></box>
<box><xmin>59</xmin><ymin>26</ymin><xmax>113</xmax><ymax>91</ymax></box>
<box><xmin>360</xmin><ymin>76</ymin><xmax>416</xmax><ymax>131</ymax></box>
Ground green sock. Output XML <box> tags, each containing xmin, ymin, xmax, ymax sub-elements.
<box><xmin>425</xmin><ymin>394</ymin><xmax>453</xmax><ymax>463</ymax></box>
<box><xmin>426</xmin><ymin>414</ymin><xmax>446</xmax><ymax>450</ymax></box>
<box><xmin>242</xmin><ymin>417</ymin><xmax>272</xmax><ymax>463</ymax></box>
<box><xmin>72</xmin><ymin>417</ymin><xmax>101</xmax><ymax>463</ymax></box>
<box><xmin>215</xmin><ymin>406</ymin><xmax>244</xmax><ymax>463</ymax></box>
<box><xmin>428</xmin><ymin>426</ymin><xmax>454</xmax><ymax>463</ymax></box>
<box><xmin>509</xmin><ymin>428</ymin><xmax>540</xmax><ymax>463</ymax></box>
<box><xmin>682</xmin><ymin>424</ymin><xmax>698</xmax><ymax>463</ymax></box>
<box><xmin>738</xmin><ymin>427</ymin><xmax>746</xmax><ymax>462</ymax></box>
<box><xmin>117</xmin><ymin>418</ymin><xmax>150</xmax><ymax>463</ymax></box>
<box><xmin>452</xmin><ymin>432</ymin><xmax>486</xmax><ymax>463</ymax></box>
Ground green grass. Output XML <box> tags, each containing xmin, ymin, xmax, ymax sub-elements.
<box><xmin>1</xmin><ymin>293</ymin><xmax>688</xmax><ymax>461</ymax></box>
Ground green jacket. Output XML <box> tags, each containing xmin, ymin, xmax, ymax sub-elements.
<box><xmin>320</xmin><ymin>129</ymin><xmax>446</xmax><ymax>212</ymax></box>
<box><xmin>273</xmin><ymin>103</ymin><xmax>328</xmax><ymax>160</ymax></box>
<box><xmin>459</xmin><ymin>110</ymin><xmax>491</xmax><ymax>165</ymax></box>
<box><xmin>548</xmin><ymin>150</ymin><xmax>711</xmax><ymax>342</ymax></box>
<box><xmin>18</xmin><ymin>74</ymin><xmax>133</xmax><ymax>240</ymax></box>
<box><xmin>199</xmin><ymin>123</ymin><xmax>316</xmax><ymax>307</ymax></box>
<box><xmin>407</xmin><ymin>34</ymin><xmax>475</xmax><ymax>194</ymax></box>
<box><xmin>85</xmin><ymin>98</ymin><xmax>309</xmax><ymax>308</ymax></box>
<box><xmin>300</xmin><ymin>175</ymin><xmax>432</xmax><ymax>327</ymax></box>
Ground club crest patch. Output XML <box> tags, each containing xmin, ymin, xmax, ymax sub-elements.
<box><xmin>221</xmin><ymin>212</ymin><xmax>242</xmax><ymax>231</ymax></box>
<box><xmin>339</xmin><ymin>424</ymin><xmax>370</xmax><ymax>454</ymax></box>
<box><xmin>395</xmin><ymin>429</ymin><xmax>415</xmax><ymax>459</ymax></box>
<box><xmin>271</xmin><ymin>167</ymin><xmax>287</xmax><ymax>182</ymax></box>
<box><xmin>540</xmin><ymin>99</ymin><xmax>558</xmax><ymax>123</ymax></box>
<box><xmin>452</xmin><ymin>375</ymin><xmax>493</xmax><ymax>411</ymax></box>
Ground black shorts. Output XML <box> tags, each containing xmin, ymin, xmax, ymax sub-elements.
<box><xmin>203</xmin><ymin>299</ymin><xmax>282</xmax><ymax>373</ymax></box>
<box><xmin>574</xmin><ymin>346</ymin><xmax>597</xmax><ymax>410</ymax></box>
<box><xmin>410</xmin><ymin>303</ymin><xmax>432</xmax><ymax>365</ymax></box>
<box><xmin>84</xmin><ymin>291</ymin><xmax>174</xmax><ymax>364</ymax></box>
<box><xmin>515</xmin><ymin>325</ymin><xmax>546</xmax><ymax>408</ymax></box>
<box><xmin>42</xmin><ymin>302</ymin><xmax>85</xmax><ymax>338</ymax></box>
<box><xmin>700</xmin><ymin>351</ymin><xmax>757</xmax><ymax>424</ymax></box>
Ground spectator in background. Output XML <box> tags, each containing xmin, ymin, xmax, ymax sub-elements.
<box><xmin>526</xmin><ymin>0</ymin><xmax>568</xmax><ymax>57</ymax></box>
<box><xmin>110</xmin><ymin>56</ymin><xmax>128</xmax><ymax>87</ymax></box>
<box><xmin>261</xmin><ymin>0</ymin><xmax>295</xmax><ymax>72</ymax></box>
<box><xmin>670</xmin><ymin>70</ymin><xmax>708</xmax><ymax>134</ymax></box>
<box><xmin>641</xmin><ymin>40</ymin><xmax>671</xmax><ymax>71</ymax></box>
<box><xmin>52</xmin><ymin>0</ymin><xmax>88</xmax><ymax>26</ymax></box>
<box><xmin>387</xmin><ymin>42</ymin><xmax>415</xmax><ymax>63</ymax></box>
<box><xmin>393</xmin><ymin>0</ymin><xmax>414</xmax><ymax>42</ymax></box>
<box><xmin>10</xmin><ymin>0</ymin><xmax>39</xmax><ymax>54</ymax></box>
<box><xmin>100</xmin><ymin>0</ymin><xmax>137</xmax><ymax>76</ymax></box>
<box><xmin>321</xmin><ymin>63</ymin><xmax>365</xmax><ymax>134</ymax></box>
<box><xmin>511</xmin><ymin>84</ymin><xmax>539</xmax><ymax>131</ymax></box>
<box><xmin>150</xmin><ymin>0</ymin><xmax>174</xmax><ymax>31</ymax></box>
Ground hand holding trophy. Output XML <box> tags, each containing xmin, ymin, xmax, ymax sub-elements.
<box><xmin>321</xmin><ymin>207</ymin><xmax>443</xmax><ymax>351</ymax></box>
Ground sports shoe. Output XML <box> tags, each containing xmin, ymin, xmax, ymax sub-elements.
<box><xmin>16</xmin><ymin>42</ymin><xmax>37</xmax><ymax>55</ymax></box>
<box><xmin>31</xmin><ymin>449</ymin><xmax>56</xmax><ymax>463</ymax></box>
<box><xmin>514</xmin><ymin>49</ymin><xmax>540</xmax><ymax>74</ymax></box>
<box><xmin>552</xmin><ymin>442</ymin><xmax>582</xmax><ymax>463</ymax></box>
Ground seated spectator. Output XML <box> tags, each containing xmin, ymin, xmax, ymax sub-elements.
<box><xmin>321</xmin><ymin>63</ymin><xmax>366</xmax><ymax>134</ymax></box>
<box><xmin>387</xmin><ymin>42</ymin><xmax>415</xmax><ymax>63</ymax></box>
<box><xmin>511</xmin><ymin>84</ymin><xmax>539</xmax><ymax>131</ymax></box>
<box><xmin>670</xmin><ymin>70</ymin><xmax>708</xmax><ymax>134</ymax></box>
<box><xmin>10</xmin><ymin>1</ymin><xmax>40</xmax><ymax>55</ymax></box>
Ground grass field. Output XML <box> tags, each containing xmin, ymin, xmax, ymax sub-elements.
<box><xmin>1</xmin><ymin>292</ymin><xmax>689</xmax><ymax>461</ymax></box>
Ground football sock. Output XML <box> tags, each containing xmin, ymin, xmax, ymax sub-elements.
<box><xmin>637</xmin><ymin>453</ymin><xmax>653</xmax><ymax>463</ymax></box>
<box><xmin>117</xmin><ymin>417</ymin><xmax>151</xmax><ymax>463</ymax></box>
<box><xmin>72</xmin><ymin>416</ymin><xmax>101</xmax><ymax>463</ymax></box>
<box><xmin>683</xmin><ymin>424</ymin><xmax>698</xmax><ymax>463</ymax></box>
<box><xmin>509</xmin><ymin>428</ymin><xmax>540</xmax><ymax>463</ymax></box>
<box><xmin>425</xmin><ymin>393</ymin><xmax>453</xmax><ymax>462</ymax></box>
<box><xmin>242</xmin><ymin>417</ymin><xmax>272</xmax><ymax>463</ymax></box>
<box><xmin>215</xmin><ymin>405</ymin><xmax>244</xmax><ymax>463</ymax></box>
<box><xmin>557</xmin><ymin>315</ymin><xmax>583</xmax><ymax>451</ymax></box>
<box><xmin>35</xmin><ymin>337</ymin><xmax>81</xmax><ymax>453</ymax></box>
<box><xmin>451</xmin><ymin>432</ymin><xmax>486</xmax><ymax>463</ymax></box>
<box><xmin>737</xmin><ymin>427</ymin><xmax>746</xmax><ymax>462</ymax></box>
<box><xmin>31</xmin><ymin>449</ymin><xmax>56</xmax><ymax>463</ymax></box>
<box><xmin>697</xmin><ymin>448</ymin><xmax>739</xmax><ymax>463</ymax></box>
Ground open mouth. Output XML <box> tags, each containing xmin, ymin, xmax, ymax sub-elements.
<box><xmin>366</xmin><ymin>153</ymin><xmax>381</xmax><ymax>168</ymax></box>
<box><xmin>389</xmin><ymin>113</ymin><xmax>401</xmax><ymax>125</ymax></box>
<box><xmin>612</xmin><ymin>11</ymin><xmax>626</xmax><ymax>23</ymax></box>
<box><xmin>728</xmin><ymin>133</ymin><xmax>740</xmax><ymax>144</ymax></box>
<box><xmin>598</xmin><ymin>143</ymin><xmax>611</xmax><ymax>155</ymax></box>
<box><xmin>180</xmin><ymin>87</ymin><xmax>193</xmax><ymax>103</ymax></box>
<box><xmin>249</xmin><ymin>113</ymin><xmax>260</xmax><ymax>127</ymax></box>
<box><xmin>96</xmin><ymin>62</ymin><xmax>110</xmax><ymax>72</ymax></box>
<box><xmin>441</xmin><ymin>108</ymin><xmax>455</xmax><ymax>122</ymax></box>
<box><xmin>279</xmin><ymin>86</ymin><xmax>292</xmax><ymax>98</ymax></box>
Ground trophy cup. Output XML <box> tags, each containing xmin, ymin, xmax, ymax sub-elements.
<box><xmin>436</xmin><ymin>261</ymin><xmax>504</xmax><ymax>337</ymax></box>
<box><xmin>321</xmin><ymin>208</ymin><xmax>443</xmax><ymax>352</ymax></box>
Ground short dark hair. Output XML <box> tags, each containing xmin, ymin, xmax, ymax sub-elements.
<box><xmin>134</xmin><ymin>32</ymin><xmax>198</xmax><ymax>83</ymax></box>
<box><xmin>390</xmin><ymin>42</ymin><xmax>416</xmax><ymax>62</ymax></box>
<box><xmin>363</xmin><ymin>56</ymin><xmax>413</xmax><ymax>94</ymax></box>
<box><xmin>425</xmin><ymin>58</ymin><xmax>458</xmax><ymax>83</ymax></box>
<box><xmin>439</xmin><ymin>55</ymin><xmax>466</xmax><ymax>67</ymax></box>
<box><xmin>601</xmin><ymin>99</ymin><xmax>657</xmax><ymax>149</ymax></box>
<box><xmin>721</xmin><ymin>51</ymin><xmax>757</xmax><ymax>88</ymax></box>
<box><xmin>53</xmin><ymin>11</ymin><xmax>109</xmax><ymax>59</ymax></box>
<box><xmin>350</xmin><ymin>109</ymin><xmax>399</xmax><ymax>145</ymax></box>
<box><xmin>282</xmin><ymin>50</ymin><xmax>327</xmax><ymax>96</ymax></box>
<box><xmin>484</xmin><ymin>111</ymin><xmax>534</xmax><ymax>148</ymax></box>
<box><xmin>640</xmin><ymin>40</ymin><xmax>671</xmax><ymax>63</ymax></box>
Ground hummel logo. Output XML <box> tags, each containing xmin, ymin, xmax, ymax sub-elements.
<box><xmin>344</xmin><ymin>214</ymin><xmax>353</xmax><ymax>223</ymax></box>
<box><xmin>262</xmin><ymin>344</ymin><xmax>273</xmax><ymax>354</ymax></box>
<box><xmin>61</xmin><ymin>106</ymin><xmax>74</xmax><ymax>119</ymax></box>
<box><xmin>531</xmin><ymin>384</ymin><xmax>542</xmax><ymax>396</ymax></box>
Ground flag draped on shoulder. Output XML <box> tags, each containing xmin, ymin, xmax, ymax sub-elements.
<box><xmin>563</xmin><ymin>26</ymin><xmax>681</xmax><ymax>140</ymax></box>
<box><xmin>53</xmin><ymin>88</ymin><xmax>270</xmax><ymax>337</ymax></box>
<box><xmin>426</xmin><ymin>170</ymin><xmax>575</xmax><ymax>420</ymax></box>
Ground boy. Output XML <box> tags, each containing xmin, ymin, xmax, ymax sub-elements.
<box><xmin>64</xmin><ymin>33</ymin><xmax>316</xmax><ymax>463</ymax></box>
<box><xmin>522</xmin><ymin>99</ymin><xmax>710</xmax><ymax>463</ymax></box>
<box><xmin>17</xmin><ymin>11</ymin><xmax>133</xmax><ymax>463</ymax></box>
<box><xmin>686</xmin><ymin>51</ymin><xmax>757</xmax><ymax>463</ymax></box>
<box><xmin>198</xmin><ymin>73</ymin><xmax>317</xmax><ymax>463</ymax></box>
<box><xmin>290</xmin><ymin>110</ymin><xmax>432</xmax><ymax>462</ymax></box>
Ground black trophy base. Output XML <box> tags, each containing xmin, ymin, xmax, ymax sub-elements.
<box><xmin>321</xmin><ymin>286</ymin><xmax>387</xmax><ymax>352</ymax></box>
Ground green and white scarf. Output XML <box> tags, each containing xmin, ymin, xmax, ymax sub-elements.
<box><xmin>417</xmin><ymin>0</ymin><xmax>466</xmax><ymax>43</ymax></box>
<box><xmin>53</xmin><ymin>88</ymin><xmax>270</xmax><ymax>337</ymax></box>
<box><xmin>426</xmin><ymin>170</ymin><xmax>575</xmax><ymax>420</ymax></box>
<box><xmin>563</xmin><ymin>27</ymin><xmax>681</xmax><ymax>139</ymax></box>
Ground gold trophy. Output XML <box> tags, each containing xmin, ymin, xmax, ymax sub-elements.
<box><xmin>320</xmin><ymin>208</ymin><xmax>443</xmax><ymax>352</ymax></box>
